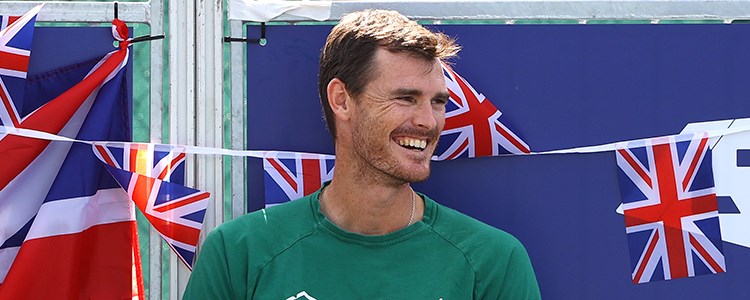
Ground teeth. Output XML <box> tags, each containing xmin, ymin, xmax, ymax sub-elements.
<box><xmin>397</xmin><ymin>138</ymin><xmax>427</xmax><ymax>150</ymax></box>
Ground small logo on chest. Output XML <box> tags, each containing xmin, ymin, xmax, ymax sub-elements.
<box><xmin>286</xmin><ymin>291</ymin><xmax>317</xmax><ymax>300</ymax></box>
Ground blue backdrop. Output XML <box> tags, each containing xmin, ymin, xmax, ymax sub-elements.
<box><xmin>246</xmin><ymin>24</ymin><xmax>750</xmax><ymax>299</ymax></box>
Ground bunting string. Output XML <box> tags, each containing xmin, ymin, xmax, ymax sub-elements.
<box><xmin>2</xmin><ymin>123</ymin><xmax>750</xmax><ymax>159</ymax></box>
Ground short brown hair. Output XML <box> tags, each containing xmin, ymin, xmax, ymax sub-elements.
<box><xmin>318</xmin><ymin>9</ymin><xmax>460</xmax><ymax>140</ymax></box>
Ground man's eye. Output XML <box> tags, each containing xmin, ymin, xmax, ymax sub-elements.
<box><xmin>396</xmin><ymin>96</ymin><xmax>415</xmax><ymax>103</ymax></box>
<box><xmin>432</xmin><ymin>98</ymin><xmax>448</xmax><ymax>105</ymax></box>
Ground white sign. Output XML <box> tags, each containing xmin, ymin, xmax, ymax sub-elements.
<box><xmin>681</xmin><ymin>118</ymin><xmax>750</xmax><ymax>249</ymax></box>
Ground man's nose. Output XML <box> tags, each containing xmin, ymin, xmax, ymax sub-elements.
<box><xmin>412</xmin><ymin>100</ymin><xmax>438</xmax><ymax>130</ymax></box>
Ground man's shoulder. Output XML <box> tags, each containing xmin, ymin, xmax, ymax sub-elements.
<box><xmin>211</xmin><ymin>195</ymin><xmax>319</xmax><ymax>250</ymax></box>
<box><xmin>428</xmin><ymin>198</ymin><xmax>525</xmax><ymax>260</ymax></box>
<box><xmin>427</xmin><ymin>198</ymin><xmax>540</xmax><ymax>299</ymax></box>
<box><xmin>185</xmin><ymin>196</ymin><xmax>321</xmax><ymax>299</ymax></box>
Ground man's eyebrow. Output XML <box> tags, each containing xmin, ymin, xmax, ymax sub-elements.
<box><xmin>392</xmin><ymin>89</ymin><xmax>450</xmax><ymax>101</ymax></box>
<box><xmin>392</xmin><ymin>88</ymin><xmax>423</xmax><ymax>96</ymax></box>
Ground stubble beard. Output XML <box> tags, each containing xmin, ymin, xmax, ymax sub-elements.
<box><xmin>350</xmin><ymin>115</ymin><xmax>432</xmax><ymax>186</ymax></box>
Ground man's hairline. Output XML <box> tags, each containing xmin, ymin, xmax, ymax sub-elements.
<box><xmin>346</xmin><ymin>47</ymin><xmax>445</xmax><ymax>98</ymax></box>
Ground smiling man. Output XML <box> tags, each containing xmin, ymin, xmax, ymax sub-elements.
<box><xmin>184</xmin><ymin>9</ymin><xmax>541</xmax><ymax>299</ymax></box>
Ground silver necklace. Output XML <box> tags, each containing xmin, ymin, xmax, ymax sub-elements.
<box><xmin>407</xmin><ymin>191</ymin><xmax>416</xmax><ymax>227</ymax></box>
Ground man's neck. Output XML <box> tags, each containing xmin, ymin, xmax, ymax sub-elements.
<box><xmin>320</xmin><ymin>164</ymin><xmax>424</xmax><ymax>236</ymax></box>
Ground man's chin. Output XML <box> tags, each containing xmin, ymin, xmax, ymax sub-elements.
<box><xmin>409</xmin><ymin>174</ymin><xmax>430</xmax><ymax>183</ymax></box>
<box><xmin>396</xmin><ymin>164</ymin><xmax>431</xmax><ymax>183</ymax></box>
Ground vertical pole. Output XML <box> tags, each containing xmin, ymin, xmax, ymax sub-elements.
<box><xmin>168</xmin><ymin>0</ymin><xmax>196</xmax><ymax>298</ymax></box>
<box><xmin>177</xmin><ymin>0</ymin><xmax>224</xmax><ymax>297</ymax></box>
<box><xmin>229</xmin><ymin>19</ymin><xmax>245</xmax><ymax>220</ymax></box>
<box><xmin>148</xmin><ymin>0</ymin><xmax>164</xmax><ymax>299</ymax></box>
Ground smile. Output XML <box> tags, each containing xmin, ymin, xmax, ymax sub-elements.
<box><xmin>395</xmin><ymin>137</ymin><xmax>427</xmax><ymax>151</ymax></box>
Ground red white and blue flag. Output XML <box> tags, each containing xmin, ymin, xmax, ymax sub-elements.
<box><xmin>263</xmin><ymin>152</ymin><xmax>335</xmax><ymax>206</ymax></box>
<box><xmin>95</xmin><ymin>142</ymin><xmax>209</xmax><ymax>269</ymax></box>
<box><xmin>0</xmin><ymin>5</ymin><xmax>42</xmax><ymax>131</ymax></box>
<box><xmin>433</xmin><ymin>64</ymin><xmax>531</xmax><ymax>160</ymax></box>
<box><xmin>0</xmin><ymin>13</ymin><xmax>143</xmax><ymax>299</ymax></box>
<box><xmin>94</xmin><ymin>143</ymin><xmax>186</xmax><ymax>182</ymax></box>
<box><xmin>0</xmin><ymin>15</ymin><xmax>21</xmax><ymax>30</ymax></box>
<box><xmin>616</xmin><ymin>132</ymin><xmax>725</xmax><ymax>284</ymax></box>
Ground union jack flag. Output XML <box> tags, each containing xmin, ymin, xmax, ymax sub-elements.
<box><xmin>263</xmin><ymin>152</ymin><xmax>335</xmax><ymax>206</ymax></box>
<box><xmin>0</xmin><ymin>5</ymin><xmax>42</xmax><ymax>130</ymax></box>
<box><xmin>0</xmin><ymin>16</ymin><xmax>143</xmax><ymax>298</ymax></box>
<box><xmin>95</xmin><ymin>143</ymin><xmax>208</xmax><ymax>269</ymax></box>
<box><xmin>433</xmin><ymin>63</ymin><xmax>530</xmax><ymax>160</ymax></box>
<box><xmin>94</xmin><ymin>143</ymin><xmax>186</xmax><ymax>182</ymax></box>
<box><xmin>616</xmin><ymin>132</ymin><xmax>725</xmax><ymax>284</ymax></box>
<box><xmin>0</xmin><ymin>15</ymin><xmax>20</xmax><ymax>30</ymax></box>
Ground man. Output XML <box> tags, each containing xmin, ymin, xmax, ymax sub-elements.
<box><xmin>184</xmin><ymin>9</ymin><xmax>541</xmax><ymax>299</ymax></box>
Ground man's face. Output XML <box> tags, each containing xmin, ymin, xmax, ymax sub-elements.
<box><xmin>348</xmin><ymin>48</ymin><xmax>448</xmax><ymax>183</ymax></box>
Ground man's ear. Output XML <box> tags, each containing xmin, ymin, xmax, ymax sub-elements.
<box><xmin>327</xmin><ymin>78</ymin><xmax>352</xmax><ymax>121</ymax></box>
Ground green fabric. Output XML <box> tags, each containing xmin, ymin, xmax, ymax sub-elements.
<box><xmin>184</xmin><ymin>188</ymin><xmax>541</xmax><ymax>299</ymax></box>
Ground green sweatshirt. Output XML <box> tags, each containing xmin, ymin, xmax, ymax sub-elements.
<box><xmin>184</xmin><ymin>188</ymin><xmax>541</xmax><ymax>299</ymax></box>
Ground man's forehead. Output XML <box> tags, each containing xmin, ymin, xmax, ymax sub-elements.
<box><xmin>372</xmin><ymin>47</ymin><xmax>438</xmax><ymax>69</ymax></box>
<box><xmin>373</xmin><ymin>51</ymin><xmax>442</xmax><ymax>76</ymax></box>
<box><xmin>363</xmin><ymin>48</ymin><xmax>445</xmax><ymax>92</ymax></box>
